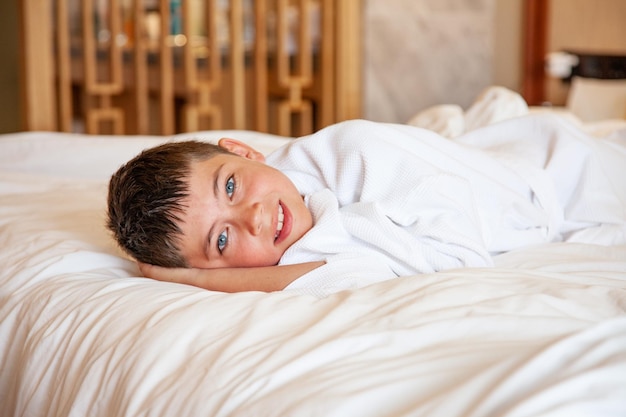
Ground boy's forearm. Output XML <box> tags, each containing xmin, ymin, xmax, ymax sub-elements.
<box><xmin>223</xmin><ymin>262</ymin><xmax>325</xmax><ymax>292</ymax></box>
<box><xmin>139</xmin><ymin>261</ymin><xmax>324</xmax><ymax>293</ymax></box>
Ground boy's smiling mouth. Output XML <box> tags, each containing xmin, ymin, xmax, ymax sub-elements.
<box><xmin>274</xmin><ymin>201</ymin><xmax>293</xmax><ymax>245</ymax></box>
<box><xmin>275</xmin><ymin>203</ymin><xmax>284</xmax><ymax>241</ymax></box>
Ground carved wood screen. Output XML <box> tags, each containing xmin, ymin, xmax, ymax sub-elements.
<box><xmin>20</xmin><ymin>0</ymin><xmax>362</xmax><ymax>137</ymax></box>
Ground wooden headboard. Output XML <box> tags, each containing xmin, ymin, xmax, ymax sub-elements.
<box><xmin>20</xmin><ymin>0</ymin><xmax>362</xmax><ymax>137</ymax></box>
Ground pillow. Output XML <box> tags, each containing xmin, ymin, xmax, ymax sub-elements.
<box><xmin>463</xmin><ymin>86</ymin><xmax>529</xmax><ymax>132</ymax></box>
<box><xmin>566</xmin><ymin>77</ymin><xmax>626</xmax><ymax>122</ymax></box>
<box><xmin>406</xmin><ymin>104</ymin><xmax>465</xmax><ymax>138</ymax></box>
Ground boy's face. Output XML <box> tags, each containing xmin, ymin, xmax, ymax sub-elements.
<box><xmin>177</xmin><ymin>139</ymin><xmax>313</xmax><ymax>269</ymax></box>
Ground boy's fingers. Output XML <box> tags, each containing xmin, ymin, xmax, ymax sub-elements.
<box><xmin>137</xmin><ymin>261</ymin><xmax>153</xmax><ymax>277</ymax></box>
<box><xmin>138</xmin><ymin>262</ymin><xmax>199</xmax><ymax>286</ymax></box>
<box><xmin>139</xmin><ymin>262</ymin><xmax>172</xmax><ymax>280</ymax></box>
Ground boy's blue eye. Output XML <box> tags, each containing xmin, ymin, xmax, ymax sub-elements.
<box><xmin>217</xmin><ymin>230</ymin><xmax>228</xmax><ymax>253</ymax></box>
<box><xmin>225</xmin><ymin>176</ymin><xmax>235</xmax><ymax>198</ymax></box>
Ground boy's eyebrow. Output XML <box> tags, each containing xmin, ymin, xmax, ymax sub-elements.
<box><xmin>213</xmin><ymin>163</ymin><xmax>225</xmax><ymax>200</ymax></box>
<box><xmin>205</xmin><ymin>162</ymin><xmax>226</xmax><ymax>261</ymax></box>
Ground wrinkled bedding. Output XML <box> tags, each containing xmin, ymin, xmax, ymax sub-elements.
<box><xmin>2</xmin><ymin>98</ymin><xmax>626</xmax><ymax>416</ymax></box>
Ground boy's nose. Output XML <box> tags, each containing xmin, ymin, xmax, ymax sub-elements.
<box><xmin>242</xmin><ymin>202</ymin><xmax>263</xmax><ymax>235</ymax></box>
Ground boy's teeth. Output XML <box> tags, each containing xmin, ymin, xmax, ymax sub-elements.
<box><xmin>275</xmin><ymin>204</ymin><xmax>284</xmax><ymax>240</ymax></box>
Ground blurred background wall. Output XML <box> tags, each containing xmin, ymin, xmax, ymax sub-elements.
<box><xmin>363</xmin><ymin>0</ymin><xmax>522</xmax><ymax>123</ymax></box>
<box><xmin>2</xmin><ymin>0</ymin><xmax>625</xmax><ymax>133</ymax></box>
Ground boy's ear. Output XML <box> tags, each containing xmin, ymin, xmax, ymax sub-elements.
<box><xmin>218</xmin><ymin>138</ymin><xmax>265</xmax><ymax>162</ymax></box>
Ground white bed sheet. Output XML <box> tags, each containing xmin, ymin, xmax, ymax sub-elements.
<box><xmin>1</xmin><ymin>127</ymin><xmax>626</xmax><ymax>417</ymax></box>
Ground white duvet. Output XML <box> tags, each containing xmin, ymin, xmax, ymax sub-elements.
<box><xmin>1</xmin><ymin>103</ymin><xmax>626</xmax><ymax>416</ymax></box>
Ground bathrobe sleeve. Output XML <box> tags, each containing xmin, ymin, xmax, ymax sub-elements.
<box><xmin>267</xmin><ymin>120</ymin><xmax>496</xmax><ymax>297</ymax></box>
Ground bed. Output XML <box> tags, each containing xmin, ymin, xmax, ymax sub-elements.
<box><xmin>2</xmin><ymin>92</ymin><xmax>626</xmax><ymax>415</ymax></box>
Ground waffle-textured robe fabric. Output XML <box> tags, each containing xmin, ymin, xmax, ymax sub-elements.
<box><xmin>266</xmin><ymin>116</ymin><xmax>626</xmax><ymax>297</ymax></box>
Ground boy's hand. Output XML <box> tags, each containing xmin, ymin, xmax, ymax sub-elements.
<box><xmin>138</xmin><ymin>262</ymin><xmax>204</xmax><ymax>287</ymax></box>
<box><xmin>137</xmin><ymin>261</ymin><xmax>324</xmax><ymax>293</ymax></box>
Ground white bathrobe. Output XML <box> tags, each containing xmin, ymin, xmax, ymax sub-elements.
<box><xmin>266</xmin><ymin>116</ymin><xmax>626</xmax><ymax>297</ymax></box>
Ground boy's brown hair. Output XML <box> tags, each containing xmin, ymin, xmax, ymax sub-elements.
<box><xmin>107</xmin><ymin>140</ymin><xmax>232</xmax><ymax>267</ymax></box>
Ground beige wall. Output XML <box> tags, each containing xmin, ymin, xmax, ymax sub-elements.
<box><xmin>363</xmin><ymin>0</ymin><xmax>525</xmax><ymax>124</ymax></box>
<box><xmin>0</xmin><ymin>0</ymin><xmax>21</xmax><ymax>133</ymax></box>
<box><xmin>493</xmin><ymin>0</ymin><xmax>523</xmax><ymax>92</ymax></box>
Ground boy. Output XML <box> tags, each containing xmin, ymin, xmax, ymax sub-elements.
<box><xmin>108</xmin><ymin>116</ymin><xmax>626</xmax><ymax>297</ymax></box>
